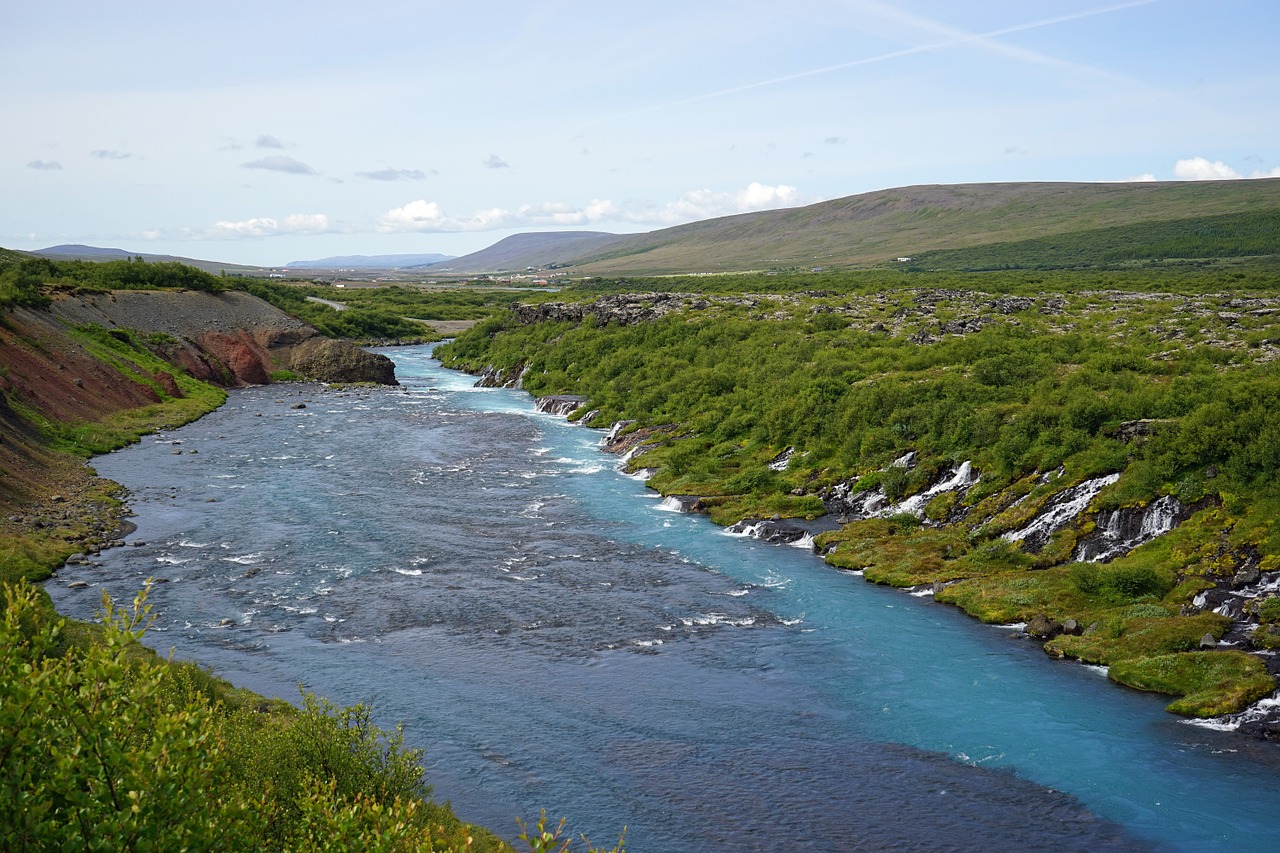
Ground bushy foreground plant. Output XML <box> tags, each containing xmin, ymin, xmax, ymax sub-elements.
<box><xmin>1</xmin><ymin>583</ymin><xmax>629</xmax><ymax>851</ymax></box>
<box><xmin>0</xmin><ymin>582</ymin><xmax>625</xmax><ymax>851</ymax></box>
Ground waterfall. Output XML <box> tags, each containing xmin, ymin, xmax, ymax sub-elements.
<box><xmin>769</xmin><ymin>446</ymin><xmax>797</xmax><ymax>471</ymax></box>
<box><xmin>1073</xmin><ymin>494</ymin><xmax>1187</xmax><ymax>562</ymax></box>
<box><xmin>882</xmin><ymin>461</ymin><xmax>978</xmax><ymax>518</ymax></box>
<box><xmin>657</xmin><ymin>496</ymin><xmax>686</xmax><ymax>512</ymax></box>
<box><xmin>1002</xmin><ymin>473</ymin><xmax>1120</xmax><ymax>549</ymax></box>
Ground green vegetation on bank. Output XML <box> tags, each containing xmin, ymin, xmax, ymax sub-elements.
<box><xmin>436</xmin><ymin>265</ymin><xmax>1280</xmax><ymax>718</ymax></box>
<box><xmin>1</xmin><ymin>582</ymin><xmax>512</xmax><ymax>851</ymax></box>
<box><xmin>0</xmin><ymin>256</ymin><xmax>224</xmax><ymax>303</ymax></box>
<box><xmin>235</xmin><ymin>280</ymin><xmax>519</xmax><ymax>343</ymax></box>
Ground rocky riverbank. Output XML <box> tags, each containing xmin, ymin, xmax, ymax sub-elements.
<box><xmin>0</xmin><ymin>289</ymin><xmax>397</xmax><ymax>574</ymax></box>
<box><xmin>508</xmin><ymin>382</ymin><xmax>1280</xmax><ymax>740</ymax></box>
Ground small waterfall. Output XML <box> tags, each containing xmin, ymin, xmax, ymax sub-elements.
<box><xmin>1002</xmin><ymin>473</ymin><xmax>1120</xmax><ymax>550</ymax></box>
<box><xmin>657</xmin><ymin>496</ymin><xmax>687</xmax><ymax>513</ymax></box>
<box><xmin>891</xmin><ymin>451</ymin><xmax>917</xmax><ymax>469</ymax></box>
<box><xmin>535</xmin><ymin>395</ymin><xmax>587</xmax><ymax>416</ymax></box>
<box><xmin>790</xmin><ymin>532</ymin><xmax>817</xmax><ymax>551</ymax></box>
<box><xmin>1184</xmin><ymin>692</ymin><xmax>1280</xmax><ymax>733</ymax></box>
<box><xmin>882</xmin><ymin>461</ymin><xmax>978</xmax><ymax>518</ymax></box>
<box><xmin>769</xmin><ymin>447</ymin><xmax>797</xmax><ymax>472</ymax></box>
<box><xmin>1074</xmin><ymin>494</ymin><xmax>1187</xmax><ymax>562</ymax></box>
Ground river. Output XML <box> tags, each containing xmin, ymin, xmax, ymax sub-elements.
<box><xmin>46</xmin><ymin>345</ymin><xmax>1280</xmax><ymax>852</ymax></box>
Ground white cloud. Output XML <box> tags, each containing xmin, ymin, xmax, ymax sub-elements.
<box><xmin>357</xmin><ymin>168</ymin><xmax>427</xmax><ymax>181</ymax></box>
<box><xmin>1174</xmin><ymin>157</ymin><xmax>1243</xmax><ymax>180</ymax></box>
<box><xmin>654</xmin><ymin>182</ymin><xmax>804</xmax><ymax>224</ymax></box>
<box><xmin>241</xmin><ymin>155</ymin><xmax>318</xmax><ymax>175</ymax></box>
<box><xmin>376</xmin><ymin>183</ymin><xmax>807</xmax><ymax>234</ymax></box>
<box><xmin>91</xmin><ymin>149</ymin><xmax>131</xmax><ymax>160</ymax></box>
<box><xmin>376</xmin><ymin>200</ymin><xmax>511</xmax><ymax>233</ymax></box>
<box><xmin>255</xmin><ymin>134</ymin><xmax>285</xmax><ymax>149</ymax></box>
<box><xmin>27</xmin><ymin>160</ymin><xmax>62</xmax><ymax>170</ymax></box>
<box><xmin>1171</xmin><ymin>157</ymin><xmax>1280</xmax><ymax>181</ymax></box>
<box><xmin>207</xmin><ymin>213</ymin><xmax>332</xmax><ymax>238</ymax></box>
<box><xmin>483</xmin><ymin>154</ymin><xmax>510</xmax><ymax>169</ymax></box>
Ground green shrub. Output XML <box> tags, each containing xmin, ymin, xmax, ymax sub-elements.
<box><xmin>0</xmin><ymin>583</ymin><xmax>507</xmax><ymax>851</ymax></box>
<box><xmin>1258</xmin><ymin>596</ymin><xmax>1280</xmax><ymax>623</ymax></box>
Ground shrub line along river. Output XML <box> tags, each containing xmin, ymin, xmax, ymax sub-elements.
<box><xmin>46</xmin><ymin>345</ymin><xmax>1280</xmax><ymax>852</ymax></box>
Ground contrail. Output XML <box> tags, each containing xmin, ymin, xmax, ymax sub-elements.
<box><xmin>583</xmin><ymin>0</ymin><xmax>1160</xmax><ymax>127</ymax></box>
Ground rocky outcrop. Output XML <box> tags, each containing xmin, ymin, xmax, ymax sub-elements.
<box><xmin>46</xmin><ymin>289</ymin><xmax>395</xmax><ymax>386</ymax></box>
<box><xmin>474</xmin><ymin>363</ymin><xmax>526</xmax><ymax>388</ymax></box>
<box><xmin>288</xmin><ymin>338</ymin><xmax>397</xmax><ymax>385</ymax></box>
<box><xmin>0</xmin><ymin>290</ymin><xmax>395</xmax><ymax>513</ymax></box>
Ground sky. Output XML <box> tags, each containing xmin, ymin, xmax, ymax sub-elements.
<box><xmin>3</xmin><ymin>0</ymin><xmax>1278</xmax><ymax>267</ymax></box>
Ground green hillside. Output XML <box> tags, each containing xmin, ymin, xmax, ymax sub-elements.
<box><xmin>565</xmin><ymin>179</ymin><xmax>1280</xmax><ymax>275</ymax></box>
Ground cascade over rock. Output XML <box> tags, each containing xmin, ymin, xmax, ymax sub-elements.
<box><xmin>535</xmin><ymin>395</ymin><xmax>587</xmax><ymax>416</ymax></box>
<box><xmin>1002</xmin><ymin>474</ymin><xmax>1120</xmax><ymax>552</ymax></box>
<box><xmin>1074</xmin><ymin>494</ymin><xmax>1193</xmax><ymax>562</ymax></box>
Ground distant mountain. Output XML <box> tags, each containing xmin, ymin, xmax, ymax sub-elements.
<box><xmin>23</xmin><ymin>178</ymin><xmax>1280</xmax><ymax>282</ymax></box>
<box><xmin>285</xmin><ymin>253</ymin><xmax>456</xmax><ymax>270</ymax></box>
<box><xmin>35</xmin><ymin>244</ymin><xmax>138</xmax><ymax>260</ymax></box>
<box><xmin>32</xmin><ymin>244</ymin><xmax>264</xmax><ymax>275</ymax></box>
<box><xmin>418</xmin><ymin>231</ymin><xmax>629</xmax><ymax>274</ymax></box>
<box><xmin>487</xmin><ymin>179</ymin><xmax>1280</xmax><ymax>276</ymax></box>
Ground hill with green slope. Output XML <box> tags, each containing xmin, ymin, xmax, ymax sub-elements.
<box><xmin>567</xmin><ymin>180</ymin><xmax>1280</xmax><ymax>274</ymax></box>
<box><xmin>433</xmin><ymin>180</ymin><xmax>1280</xmax><ymax>276</ymax></box>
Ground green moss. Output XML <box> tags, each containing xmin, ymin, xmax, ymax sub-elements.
<box><xmin>1251</xmin><ymin>624</ymin><xmax>1280</xmax><ymax>650</ymax></box>
<box><xmin>1048</xmin><ymin>612</ymin><xmax>1229</xmax><ymax>664</ymax></box>
<box><xmin>1109</xmin><ymin>651</ymin><xmax>1275</xmax><ymax>716</ymax></box>
<box><xmin>821</xmin><ymin>519</ymin><xmax>970</xmax><ymax>587</ymax></box>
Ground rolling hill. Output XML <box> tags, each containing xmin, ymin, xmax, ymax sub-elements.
<box><xmin>285</xmin><ymin>253</ymin><xmax>455</xmax><ymax>270</ymax></box>
<box><xmin>418</xmin><ymin>231</ymin><xmax>630</xmax><ymax>274</ymax></box>
<box><xmin>447</xmin><ymin>179</ymin><xmax>1280</xmax><ymax>276</ymax></box>
<box><xmin>32</xmin><ymin>244</ymin><xmax>265</xmax><ymax>275</ymax></box>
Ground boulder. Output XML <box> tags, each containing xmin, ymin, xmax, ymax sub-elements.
<box><xmin>288</xmin><ymin>339</ymin><xmax>397</xmax><ymax>385</ymax></box>
<box><xmin>1025</xmin><ymin>614</ymin><xmax>1064</xmax><ymax>640</ymax></box>
<box><xmin>1061</xmin><ymin>618</ymin><xmax>1084</xmax><ymax>636</ymax></box>
<box><xmin>1232</xmin><ymin>566</ymin><xmax>1263</xmax><ymax>588</ymax></box>
<box><xmin>1200</xmin><ymin>633</ymin><xmax>1218</xmax><ymax>650</ymax></box>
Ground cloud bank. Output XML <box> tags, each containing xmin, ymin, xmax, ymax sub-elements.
<box><xmin>1174</xmin><ymin>156</ymin><xmax>1280</xmax><ymax>180</ymax></box>
<box><xmin>207</xmin><ymin>213</ymin><xmax>333</xmax><ymax>238</ymax></box>
<box><xmin>377</xmin><ymin>182</ymin><xmax>806</xmax><ymax>233</ymax></box>
<box><xmin>357</xmin><ymin>168</ymin><xmax>427</xmax><ymax>181</ymax></box>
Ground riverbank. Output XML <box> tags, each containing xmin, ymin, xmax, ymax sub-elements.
<box><xmin>434</xmin><ymin>285</ymin><xmax>1280</xmax><ymax>737</ymax></box>
<box><xmin>0</xmin><ymin>293</ymin><xmax>516</xmax><ymax>850</ymax></box>
<box><xmin>49</xmin><ymin>345</ymin><xmax>1247</xmax><ymax>853</ymax></box>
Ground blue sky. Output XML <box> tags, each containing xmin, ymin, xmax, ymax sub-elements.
<box><xmin>4</xmin><ymin>0</ymin><xmax>1277</xmax><ymax>266</ymax></box>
